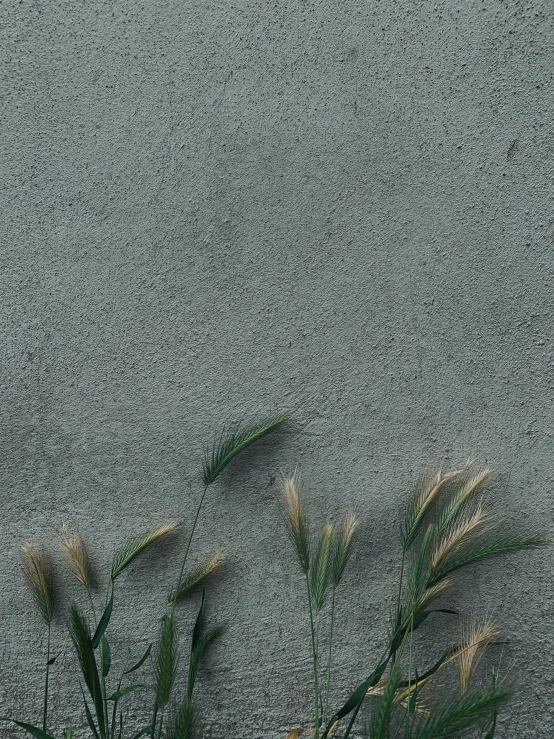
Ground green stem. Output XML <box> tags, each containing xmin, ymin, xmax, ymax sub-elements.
<box><xmin>156</xmin><ymin>710</ymin><xmax>165</xmax><ymax>739</ymax></box>
<box><xmin>99</xmin><ymin>583</ymin><xmax>113</xmax><ymax>737</ymax></box>
<box><xmin>306</xmin><ymin>576</ymin><xmax>320</xmax><ymax>739</ymax></box>
<box><xmin>324</xmin><ymin>586</ymin><xmax>336</xmax><ymax>725</ymax></box>
<box><xmin>43</xmin><ymin>624</ymin><xmax>51</xmax><ymax>732</ymax></box>
<box><xmin>88</xmin><ymin>590</ymin><xmax>98</xmax><ymax>628</ymax></box>
<box><xmin>170</xmin><ymin>484</ymin><xmax>209</xmax><ymax>620</ymax></box>
<box><xmin>150</xmin><ymin>702</ymin><xmax>159</xmax><ymax>739</ymax></box>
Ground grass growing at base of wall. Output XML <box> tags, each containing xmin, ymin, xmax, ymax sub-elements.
<box><xmin>283</xmin><ymin>464</ymin><xmax>545</xmax><ymax>739</ymax></box>
<box><xmin>2</xmin><ymin>414</ymin><xmax>287</xmax><ymax>739</ymax></box>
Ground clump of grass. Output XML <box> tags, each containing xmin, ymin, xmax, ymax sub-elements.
<box><xmin>283</xmin><ymin>475</ymin><xmax>361</xmax><ymax>739</ymax></box>
<box><xmin>4</xmin><ymin>412</ymin><xmax>287</xmax><ymax>739</ymax></box>
<box><xmin>283</xmin><ymin>464</ymin><xmax>544</xmax><ymax>739</ymax></box>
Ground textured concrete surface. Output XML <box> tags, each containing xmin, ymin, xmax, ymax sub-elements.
<box><xmin>1</xmin><ymin>0</ymin><xmax>554</xmax><ymax>737</ymax></box>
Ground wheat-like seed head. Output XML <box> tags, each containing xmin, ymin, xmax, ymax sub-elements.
<box><xmin>283</xmin><ymin>474</ymin><xmax>310</xmax><ymax>574</ymax></box>
<box><xmin>22</xmin><ymin>543</ymin><xmax>55</xmax><ymax>625</ymax></box>
<box><xmin>431</xmin><ymin>506</ymin><xmax>489</xmax><ymax>571</ymax></box>
<box><xmin>458</xmin><ymin>618</ymin><xmax>499</xmax><ymax>695</ymax></box>
<box><xmin>111</xmin><ymin>523</ymin><xmax>178</xmax><ymax>581</ymax></box>
<box><xmin>332</xmin><ymin>513</ymin><xmax>361</xmax><ymax>586</ymax></box>
<box><xmin>413</xmin><ymin>578</ymin><xmax>452</xmax><ymax>613</ymax></box>
<box><xmin>366</xmin><ymin>678</ymin><xmax>429</xmax><ymax>717</ymax></box>
<box><xmin>402</xmin><ymin>467</ymin><xmax>464</xmax><ymax>550</ymax></box>
<box><xmin>60</xmin><ymin>523</ymin><xmax>93</xmax><ymax>592</ymax></box>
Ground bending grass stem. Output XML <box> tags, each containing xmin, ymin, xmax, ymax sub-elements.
<box><xmin>43</xmin><ymin>624</ymin><xmax>51</xmax><ymax>732</ymax></box>
<box><xmin>324</xmin><ymin>586</ymin><xmax>336</xmax><ymax>725</ymax></box>
<box><xmin>170</xmin><ymin>485</ymin><xmax>209</xmax><ymax>620</ymax></box>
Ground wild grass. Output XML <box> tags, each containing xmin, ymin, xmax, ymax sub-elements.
<box><xmin>283</xmin><ymin>475</ymin><xmax>361</xmax><ymax>739</ymax></box>
<box><xmin>283</xmin><ymin>464</ymin><xmax>545</xmax><ymax>739</ymax></box>
<box><xmin>4</xmin><ymin>412</ymin><xmax>286</xmax><ymax>739</ymax></box>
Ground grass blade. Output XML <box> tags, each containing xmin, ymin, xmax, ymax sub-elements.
<box><xmin>132</xmin><ymin>730</ymin><xmax>152</xmax><ymax>739</ymax></box>
<box><xmin>108</xmin><ymin>685</ymin><xmax>144</xmax><ymax>701</ymax></box>
<box><xmin>101</xmin><ymin>636</ymin><xmax>111</xmax><ymax>678</ymax></box>
<box><xmin>92</xmin><ymin>591</ymin><xmax>113</xmax><ymax>649</ymax></box>
<box><xmin>81</xmin><ymin>691</ymin><xmax>100</xmax><ymax>739</ymax></box>
<box><xmin>322</xmin><ymin>659</ymin><xmax>389</xmax><ymax>738</ymax></box>
<box><xmin>202</xmin><ymin>414</ymin><xmax>288</xmax><ymax>486</ymax></box>
<box><xmin>0</xmin><ymin>719</ymin><xmax>57</xmax><ymax>739</ymax></box>
<box><xmin>186</xmin><ymin>591</ymin><xmax>222</xmax><ymax>701</ymax></box>
<box><xmin>132</xmin><ymin>729</ymin><xmax>152</xmax><ymax>739</ymax></box>
<box><xmin>124</xmin><ymin>644</ymin><xmax>152</xmax><ymax>674</ymax></box>
<box><xmin>69</xmin><ymin>605</ymin><xmax>106</xmax><ymax>738</ymax></box>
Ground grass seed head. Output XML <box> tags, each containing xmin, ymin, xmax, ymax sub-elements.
<box><xmin>22</xmin><ymin>543</ymin><xmax>55</xmax><ymax>625</ymax></box>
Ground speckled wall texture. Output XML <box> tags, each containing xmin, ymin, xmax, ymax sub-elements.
<box><xmin>1</xmin><ymin>0</ymin><xmax>554</xmax><ymax>737</ymax></box>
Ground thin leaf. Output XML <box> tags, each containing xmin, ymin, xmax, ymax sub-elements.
<box><xmin>322</xmin><ymin>659</ymin><xmax>389</xmax><ymax>738</ymax></box>
<box><xmin>92</xmin><ymin>592</ymin><xmax>113</xmax><ymax>649</ymax></box>
<box><xmin>124</xmin><ymin>644</ymin><xmax>153</xmax><ymax>674</ymax></box>
<box><xmin>187</xmin><ymin>591</ymin><xmax>221</xmax><ymax>700</ymax></box>
<box><xmin>287</xmin><ymin>730</ymin><xmax>305</xmax><ymax>739</ymax></box>
<box><xmin>0</xmin><ymin>719</ymin><xmax>57</xmax><ymax>739</ymax></box>
<box><xmin>70</xmin><ymin>606</ymin><xmax>106</xmax><ymax>739</ymax></box>
<box><xmin>111</xmin><ymin>524</ymin><xmax>177</xmax><ymax>581</ymax></box>
<box><xmin>202</xmin><ymin>414</ymin><xmax>288</xmax><ymax>486</ymax></box>
<box><xmin>101</xmin><ymin>636</ymin><xmax>111</xmax><ymax>678</ymax></box>
<box><xmin>81</xmin><ymin>691</ymin><xmax>100</xmax><ymax>739</ymax></box>
<box><xmin>132</xmin><ymin>730</ymin><xmax>152</xmax><ymax>739</ymax></box>
<box><xmin>108</xmin><ymin>685</ymin><xmax>145</xmax><ymax>701</ymax></box>
<box><xmin>369</xmin><ymin>662</ymin><xmax>402</xmax><ymax>739</ymax></box>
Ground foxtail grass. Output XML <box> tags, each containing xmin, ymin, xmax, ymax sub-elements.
<box><xmin>60</xmin><ymin>524</ymin><xmax>94</xmax><ymax>593</ymax></box>
<box><xmin>22</xmin><ymin>544</ymin><xmax>55</xmax><ymax>732</ymax></box>
<box><xmin>283</xmin><ymin>478</ymin><xmax>361</xmax><ymax>739</ymax></box>
<box><xmin>312</xmin><ymin>464</ymin><xmax>545</xmax><ymax>739</ymax></box>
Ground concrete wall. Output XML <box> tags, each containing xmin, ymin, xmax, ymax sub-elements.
<box><xmin>1</xmin><ymin>1</ymin><xmax>554</xmax><ymax>737</ymax></box>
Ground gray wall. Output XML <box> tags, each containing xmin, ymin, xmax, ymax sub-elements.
<box><xmin>1</xmin><ymin>1</ymin><xmax>554</xmax><ymax>737</ymax></box>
